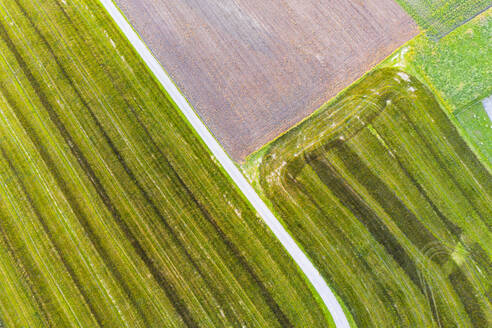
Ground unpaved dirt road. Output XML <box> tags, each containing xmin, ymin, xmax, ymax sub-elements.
<box><xmin>114</xmin><ymin>0</ymin><xmax>418</xmax><ymax>161</ymax></box>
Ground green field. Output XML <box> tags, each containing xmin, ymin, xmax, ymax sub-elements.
<box><xmin>0</xmin><ymin>0</ymin><xmax>332</xmax><ymax>327</ymax></box>
<box><xmin>395</xmin><ymin>0</ymin><xmax>490</xmax><ymax>38</ymax></box>
<box><xmin>383</xmin><ymin>9</ymin><xmax>491</xmax><ymax>166</ymax></box>
<box><xmin>386</xmin><ymin>9</ymin><xmax>491</xmax><ymax>112</ymax></box>
<box><xmin>249</xmin><ymin>68</ymin><xmax>491</xmax><ymax>327</ymax></box>
<box><xmin>455</xmin><ymin>101</ymin><xmax>492</xmax><ymax>164</ymax></box>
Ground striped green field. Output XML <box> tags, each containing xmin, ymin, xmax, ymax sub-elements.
<box><xmin>395</xmin><ymin>0</ymin><xmax>490</xmax><ymax>38</ymax></box>
<box><xmin>0</xmin><ymin>0</ymin><xmax>332</xmax><ymax>327</ymax></box>
<box><xmin>249</xmin><ymin>68</ymin><xmax>492</xmax><ymax>327</ymax></box>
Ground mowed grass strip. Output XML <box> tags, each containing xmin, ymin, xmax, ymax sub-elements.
<box><xmin>254</xmin><ymin>68</ymin><xmax>491</xmax><ymax>327</ymax></box>
<box><xmin>0</xmin><ymin>0</ymin><xmax>330</xmax><ymax>326</ymax></box>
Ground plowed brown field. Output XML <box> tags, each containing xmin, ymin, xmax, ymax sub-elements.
<box><xmin>115</xmin><ymin>0</ymin><xmax>418</xmax><ymax>160</ymax></box>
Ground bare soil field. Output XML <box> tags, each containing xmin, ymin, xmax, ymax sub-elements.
<box><xmin>115</xmin><ymin>0</ymin><xmax>418</xmax><ymax>161</ymax></box>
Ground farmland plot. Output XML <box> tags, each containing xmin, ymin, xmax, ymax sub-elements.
<box><xmin>0</xmin><ymin>0</ymin><xmax>331</xmax><ymax>326</ymax></box>
<box><xmin>250</xmin><ymin>68</ymin><xmax>492</xmax><ymax>327</ymax></box>
<box><xmin>455</xmin><ymin>99</ymin><xmax>492</xmax><ymax>165</ymax></box>
<box><xmin>382</xmin><ymin>9</ymin><xmax>492</xmax><ymax>167</ymax></box>
<box><xmin>395</xmin><ymin>0</ymin><xmax>491</xmax><ymax>38</ymax></box>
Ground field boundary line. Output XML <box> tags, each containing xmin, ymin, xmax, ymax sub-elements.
<box><xmin>98</xmin><ymin>1</ymin><xmax>350</xmax><ymax>326</ymax></box>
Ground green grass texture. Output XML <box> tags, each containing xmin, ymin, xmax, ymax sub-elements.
<box><xmin>391</xmin><ymin>10</ymin><xmax>491</xmax><ymax>112</ymax></box>
<box><xmin>455</xmin><ymin>101</ymin><xmax>492</xmax><ymax>164</ymax></box>
<box><xmin>384</xmin><ymin>9</ymin><xmax>491</xmax><ymax>166</ymax></box>
<box><xmin>395</xmin><ymin>0</ymin><xmax>490</xmax><ymax>38</ymax></box>
<box><xmin>252</xmin><ymin>68</ymin><xmax>491</xmax><ymax>327</ymax></box>
<box><xmin>0</xmin><ymin>0</ymin><xmax>332</xmax><ymax>326</ymax></box>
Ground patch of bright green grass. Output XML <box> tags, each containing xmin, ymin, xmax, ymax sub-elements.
<box><xmin>455</xmin><ymin>101</ymin><xmax>492</xmax><ymax>164</ymax></box>
<box><xmin>382</xmin><ymin>9</ymin><xmax>492</xmax><ymax>166</ymax></box>
<box><xmin>388</xmin><ymin>9</ymin><xmax>492</xmax><ymax>111</ymax></box>
<box><xmin>395</xmin><ymin>0</ymin><xmax>490</xmax><ymax>38</ymax></box>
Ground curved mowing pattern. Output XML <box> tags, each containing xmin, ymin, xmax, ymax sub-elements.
<box><xmin>257</xmin><ymin>68</ymin><xmax>492</xmax><ymax>327</ymax></box>
<box><xmin>395</xmin><ymin>0</ymin><xmax>491</xmax><ymax>38</ymax></box>
<box><xmin>0</xmin><ymin>0</ymin><xmax>331</xmax><ymax>326</ymax></box>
